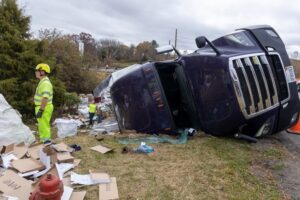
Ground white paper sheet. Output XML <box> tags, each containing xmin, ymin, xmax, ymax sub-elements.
<box><xmin>55</xmin><ymin>163</ymin><xmax>74</xmax><ymax>180</ymax></box>
<box><xmin>1</xmin><ymin>153</ymin><xmax>18</xmax><ymax>168</ymax></box>
<box><xmin>32</xmin><ymin>149</ymin><xmax>52</xmax><ymax>178</ymax></box>
<box><xmin>70</xmin><ymin>172</ymin><xmax>94</xmax><ymax>185</ymax></box>
<box><xmin>61</xmin><ymin>185</ymin><xmax>73</xmax><ymax>200</ymax></box>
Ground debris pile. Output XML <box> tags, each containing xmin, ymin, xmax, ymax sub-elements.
<box><xmin>0</xmin><ymin>142</ymin><xmax>119</xmax><ymax>200</ymax></box>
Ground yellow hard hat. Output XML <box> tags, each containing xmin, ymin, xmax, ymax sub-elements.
<box><xmin>35</xmin><ymin>63</ymin><xmax>51</xmax><ymax>74</ymax></box>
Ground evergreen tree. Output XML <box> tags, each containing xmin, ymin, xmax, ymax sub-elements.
<box><xmin>0</xmin><ymin>0</ymin><xmax>68</xmax><ymax>117</ymax></box>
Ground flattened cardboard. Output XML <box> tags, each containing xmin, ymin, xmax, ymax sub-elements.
<box><xmin>57</xmin><ymin>152</ymin><xmax>74</xmax><ymax>163</ymax></box>
<box><xmin>70</xmin><ymin>191</ymin><xmax>86</xmax><ymax>200</ymax></box>
<box><xmin>99</xmin><ymin>177</ymin><xmax>119</xmax><ymax>200</ymax></box>
<box><xmin>73</xmin><ymin>159</ymin><xmax>81</xmax><ymax>167</ymax></box>
<box><xmin>52</xmin><ymin>143</ymin><xmax>73</xmax><ymax>152</ymax></box>
<box><xmin>0</xmin><ymin>169</ymin><xmax>32</xmax><ymax>200</ymax></box>
<box><xmin>90</xmin><ymin>145</ymin><xmax>112</xmax><ymax>154</ymax></box>
<box><xmin>89</xmin><ymin>170</ymin><xmax>110</xmax><ymax>184</ymax></box>
<box><xmin>13</xmin><ymin>143</ymin><xmax>27</xmax><ymax>159</ymax></box>
<box><xmin>11</xmin><ymin>158</ymin><xmax>45</xmax><ymax>173</ymax></box>
<box><xmin>0</xmin><ymin>144</ymin><xmax>14</xmax><ymax>154</ymax></box>
<box><xmin>27</xmin><ymin>143</ymin><xmax>44</xmax><ymax>159</ymax></box>
<box><xmin>42</xmin><ymin>146</ymin><xmax>58</xmax><ymax>165</ymax></box>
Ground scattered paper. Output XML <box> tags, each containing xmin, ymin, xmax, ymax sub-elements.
<box><xmin>61</xmin><ymin>185</ymin><xmax>73</xmax><ymax>200</ymax></box>
<box><xmin>90</xmin><ymin>145</ymin><xmax>112</xmax><ymax>154</ymax></box>
<box><xmin>0</xmin><ymin>194</ymin><xmax>19</xmax><ymax>200</ymax></box>
<box><xmin>1</xmin><ymin>154</ymin><xmax>18</xmax><ymax>168</ymax></box>
<box><xmin>62</xmin><ymin>177</ymin><xmax>72</xmax><ymax>187</ymax></box>
<box><xmin>70</xmin><ymin>172</ymin><xmax>94</xmax><ymax>185</ymax></box>
<box><xmin>55</xmin><ymin>163</ymin><xmax>74</xmax><ymax>180</ymax></box>
<box><xmin>18</xmin><ymin>170</ymin><xmax>39</xmax><ymax>177</ymax></box>
<box><xmin>32</xmin><ymin>149</ymin><xmax>52</xmax><ymax>178</ymax></box>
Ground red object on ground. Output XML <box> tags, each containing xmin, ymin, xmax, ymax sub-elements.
<box><xmin>30</xmin><ymin>174</ymin><xmax>64</xmax><ymax>200</ymax></box>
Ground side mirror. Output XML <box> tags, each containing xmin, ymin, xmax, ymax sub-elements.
<box><xmin>195</xmin><ymin>36</ymin><xmax>206</xmax><ymax>48</ymax></box>
<box><xmin>155</xmin><ymin>45</ymin><xmax>181</xmax><ymax>57</ymax></box>
<box><xmin>195</xmin><ymin>36</ymin><xmax>221</xmax><ymax>56</ymax></box>
<box><xmin>155</xmin><ymin>45</ymin><xmax>174</xmax><ymax>54</ymax></box>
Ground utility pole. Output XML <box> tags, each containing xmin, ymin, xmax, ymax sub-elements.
<box><xmin>175</xmin><ymin>28</ymin><xmax>177</xmax><ymax>48</ymax></box>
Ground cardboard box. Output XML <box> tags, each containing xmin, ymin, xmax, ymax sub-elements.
<box><xmin>99</xmin><ymin>177</ymin><xmax>119</xmax><ymax>200</ymax></box>
<box><xmin>11</xmin><ymin>158</ymin><xmax>45</xmax><ymax>173</ymax></box>
<box><xmin>0</xmin><ymin>170</ymin><xmax>32</xmax><ymax>199</ymax></box>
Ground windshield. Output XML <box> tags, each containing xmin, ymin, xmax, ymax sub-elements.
<box><xmin>225</xmin><ymin>31</ymin><xmax>255</xmax><ymax>47</ymax></box>
<box><xmin>212</xmin><ymin>30</ymin><xmax>259</xmax><ymax>51</ymax></box>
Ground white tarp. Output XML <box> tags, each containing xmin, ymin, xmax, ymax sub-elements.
<box><xmin>0</xmin><ymin>94</ymin><xmax>35</xmax><ymax>146</ymax></box>
<box><xmin>54</xmin><ymin>118</ymin><xmax>82</xmax><ymax>138</ymax></box>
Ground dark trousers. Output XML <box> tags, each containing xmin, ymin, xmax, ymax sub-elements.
<box><xmin>97</xmin><ymin>114</ymin><xmax>102</xmax><ymax>123</ymax></box>
<box><xmin>89</xmin><ymin>112</ymin><xmax>95</xmax><ymax>125</ymax></box>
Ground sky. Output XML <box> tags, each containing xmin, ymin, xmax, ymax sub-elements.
<box><xmin>17</xmin><ymin>0</ymin><xmax>300</xmax><ymax>56</ymax></box>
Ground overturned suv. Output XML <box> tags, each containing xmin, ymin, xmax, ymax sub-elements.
<box><xmin>97</xmin><ymin>25</ymin><xmax>300</xmax><ymax>138</ymax></box>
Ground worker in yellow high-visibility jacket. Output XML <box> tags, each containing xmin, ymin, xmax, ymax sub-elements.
<box><xmin>89</xmin><ymin>100</ymin><xmax>97</xmax><ymax>126</ymax></box>
<box><xmin>34</xmin><ymin>63</ymin><xmax>54</xmax><ymax>143</ymax></box>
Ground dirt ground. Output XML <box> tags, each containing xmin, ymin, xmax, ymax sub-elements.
<box><xmin>271</xmin><ymin>131</ymin><xmax>300</xmax><ymax>199</ymax></box>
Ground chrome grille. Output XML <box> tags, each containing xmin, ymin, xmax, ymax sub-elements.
<box><xmin>230</xmin><ymin>54</ymin><xmax>279</xmax><ymax>118</ymax></box>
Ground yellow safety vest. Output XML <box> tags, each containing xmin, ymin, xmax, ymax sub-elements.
<box><xmin>34</xmin><ymin>77</ymin><xmax>53</xmax><ymax>106</ymax></box>
<box><xmin>89</xmin><ymin>103</ymin><xmax>97</xmax><ymax>113</ymax></box>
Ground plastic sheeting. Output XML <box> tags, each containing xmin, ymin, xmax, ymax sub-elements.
<box><xmin>54</xmin><ymin>118</ymin><xmax>82</xmax><ymax>138</ymax></box>
<box><xmin>0</xmin><ymin>94</ymin><xmax>35</xmax><ymax>145</ymax></box>
<box><xmin>90</xmin><ymin>119</ymin><xmax>119</xmax><ymax>134</ymax></box>
<box><xmin>118</xmin><ymin>129</ymin><xmax>189</xmax><ymax>145</ymax></box>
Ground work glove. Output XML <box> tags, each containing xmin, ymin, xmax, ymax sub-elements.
<box><xmin>36</xmin><ymin>109</ymin><xmax>44</xmax><ymax>118</ymax></box>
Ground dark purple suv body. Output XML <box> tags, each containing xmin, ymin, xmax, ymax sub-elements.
<box><xmin>99</xmin><ymin>25</ymin><xmax>300</xmax><ymax>137</ymax></box>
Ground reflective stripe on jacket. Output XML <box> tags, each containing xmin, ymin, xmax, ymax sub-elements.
<box><xmin>89</xmin><ymin>103</ymin><xmax>97</xmax><ymax>113</ymax></box>
<box><xmin>34</xmin><ymin>77</ymin><xmax>53</xmax><ymax>106</ymax></box>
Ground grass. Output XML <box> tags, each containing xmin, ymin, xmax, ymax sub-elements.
<box><xmin>29</xmin><ymin>123</ymin><xmax>285</xmax><ymax>199</ymax></box>
<box><xmin>46</xmin><ymin>131</ymin><xmax>285</xmax><ymax>200</ymax></box>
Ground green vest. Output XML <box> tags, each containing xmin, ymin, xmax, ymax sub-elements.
<box><xmin>89</xmin><ymin>103</ymin><xmax>97</xmax><ymax>113</ymax></box>
<box><xmin>34</xmin><ymin>77</ymin><xmax>53</xmax><ymax>106</ymax></box>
